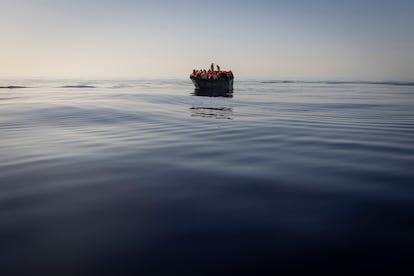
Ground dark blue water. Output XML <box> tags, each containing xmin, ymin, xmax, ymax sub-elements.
<box><xmin>1</xmin><ymin>79</ymin><xmax>413</xmax><ymax>275</ymax></box>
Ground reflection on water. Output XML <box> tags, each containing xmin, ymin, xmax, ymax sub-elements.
<box><xmin>190</xmin><ymin>106</ymin><xmax>233</xmax><ymax>120</ymax></box>
<box><xmin>192</xmin><ymin>88</ymin><xmax>233</xmax><ymax>98</ymax></box>
<box><xmin>190</xmin><ymin>89</ymin><xmax>233</xmax><ymax>119</ymax></box>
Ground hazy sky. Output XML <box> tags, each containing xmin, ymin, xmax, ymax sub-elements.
<box><xmin>1</xmin><ymin>0</ymin><xmax>413</xmax><ymax>80</ymax></box>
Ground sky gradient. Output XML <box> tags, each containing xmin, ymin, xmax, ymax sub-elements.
<box><xmin>1</xmin><ymin>0</ymin><xmax>413</xmax><ymax>80</ymax></box>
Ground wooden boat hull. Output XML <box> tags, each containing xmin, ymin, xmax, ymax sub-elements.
<box><xmin>190</xmin><ymin>76</ymin><xmax>233</xmax><ymax>91</ymax></box>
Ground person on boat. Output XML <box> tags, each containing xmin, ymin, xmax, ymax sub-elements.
<box><xmin>210</xmin><ymin>63</ymin><xmax>214</xmax><ymax>72</ymax></box>
<box><xmin>216</xmin><ymin>65</ymin><xmax>221</xmax><ymax>72</ymax></box>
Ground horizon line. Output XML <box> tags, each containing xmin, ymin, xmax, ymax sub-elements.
<box><xmin>1</xmin><ymin>76</ymin><xmax>414</xmax><ymax>83</ymax></box>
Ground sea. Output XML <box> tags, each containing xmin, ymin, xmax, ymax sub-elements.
<box><xmin>1</xmin><ymin>79</ymin><xmax>413</xmax><ymax>275</ymax></box>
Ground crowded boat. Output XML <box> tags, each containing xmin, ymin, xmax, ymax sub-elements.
<box><xmin>190</xmin><ymin>63</ymin><xmax>233</xmax><ymax>80</ymax></box>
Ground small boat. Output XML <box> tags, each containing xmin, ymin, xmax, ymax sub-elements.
<box><xmin>190</xmin><ymin>64</ymin><xmax>234</xmax><ymax>91</ymax></box>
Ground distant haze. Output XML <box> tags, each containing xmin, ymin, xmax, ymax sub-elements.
<box><xmin>1</xmin><ymin>0</ymin><xmax>413</xmax><ymax>80</ymax></box>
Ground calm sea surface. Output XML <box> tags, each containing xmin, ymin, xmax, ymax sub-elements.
<box><xmin>1</xmin><ymin>79</ymin><xmax>413</xmax><ymax>275</ymax></box>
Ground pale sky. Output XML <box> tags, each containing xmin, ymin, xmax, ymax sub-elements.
<box><xmin>1</xmin><ymin>0</ymin><xmax>413</xmax><ymax>80</ymax></box>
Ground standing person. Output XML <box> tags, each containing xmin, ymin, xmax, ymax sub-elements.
<box><xmin>216</xmin><ymin>64</ymin><xmax>221</xmax><ymax>72</ymax></box>
<box><xmin>210</xmin><ymin>63</ymin><xmax>214</xmax><ymax>71</ymax></box>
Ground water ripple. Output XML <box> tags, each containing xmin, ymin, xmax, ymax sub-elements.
<box><xmin>1</xmin><ymin>79</ymin><xmax>413</xmax><ymax>274</ymax></box>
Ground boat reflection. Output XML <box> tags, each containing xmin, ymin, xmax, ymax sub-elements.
<box><xmin>191</xmin><ymin>88</ymin><xmax>233</xmax><ymax>98</ymax></box>
<box><xmin>190</xmin><ymin>89</ymin><xmax>233</xmax><ymax>119</ymax></box>
<box><xmin>190</xmin><ymin>106</ymin><xmax>233</xmax><ymax>120</ymax></box>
